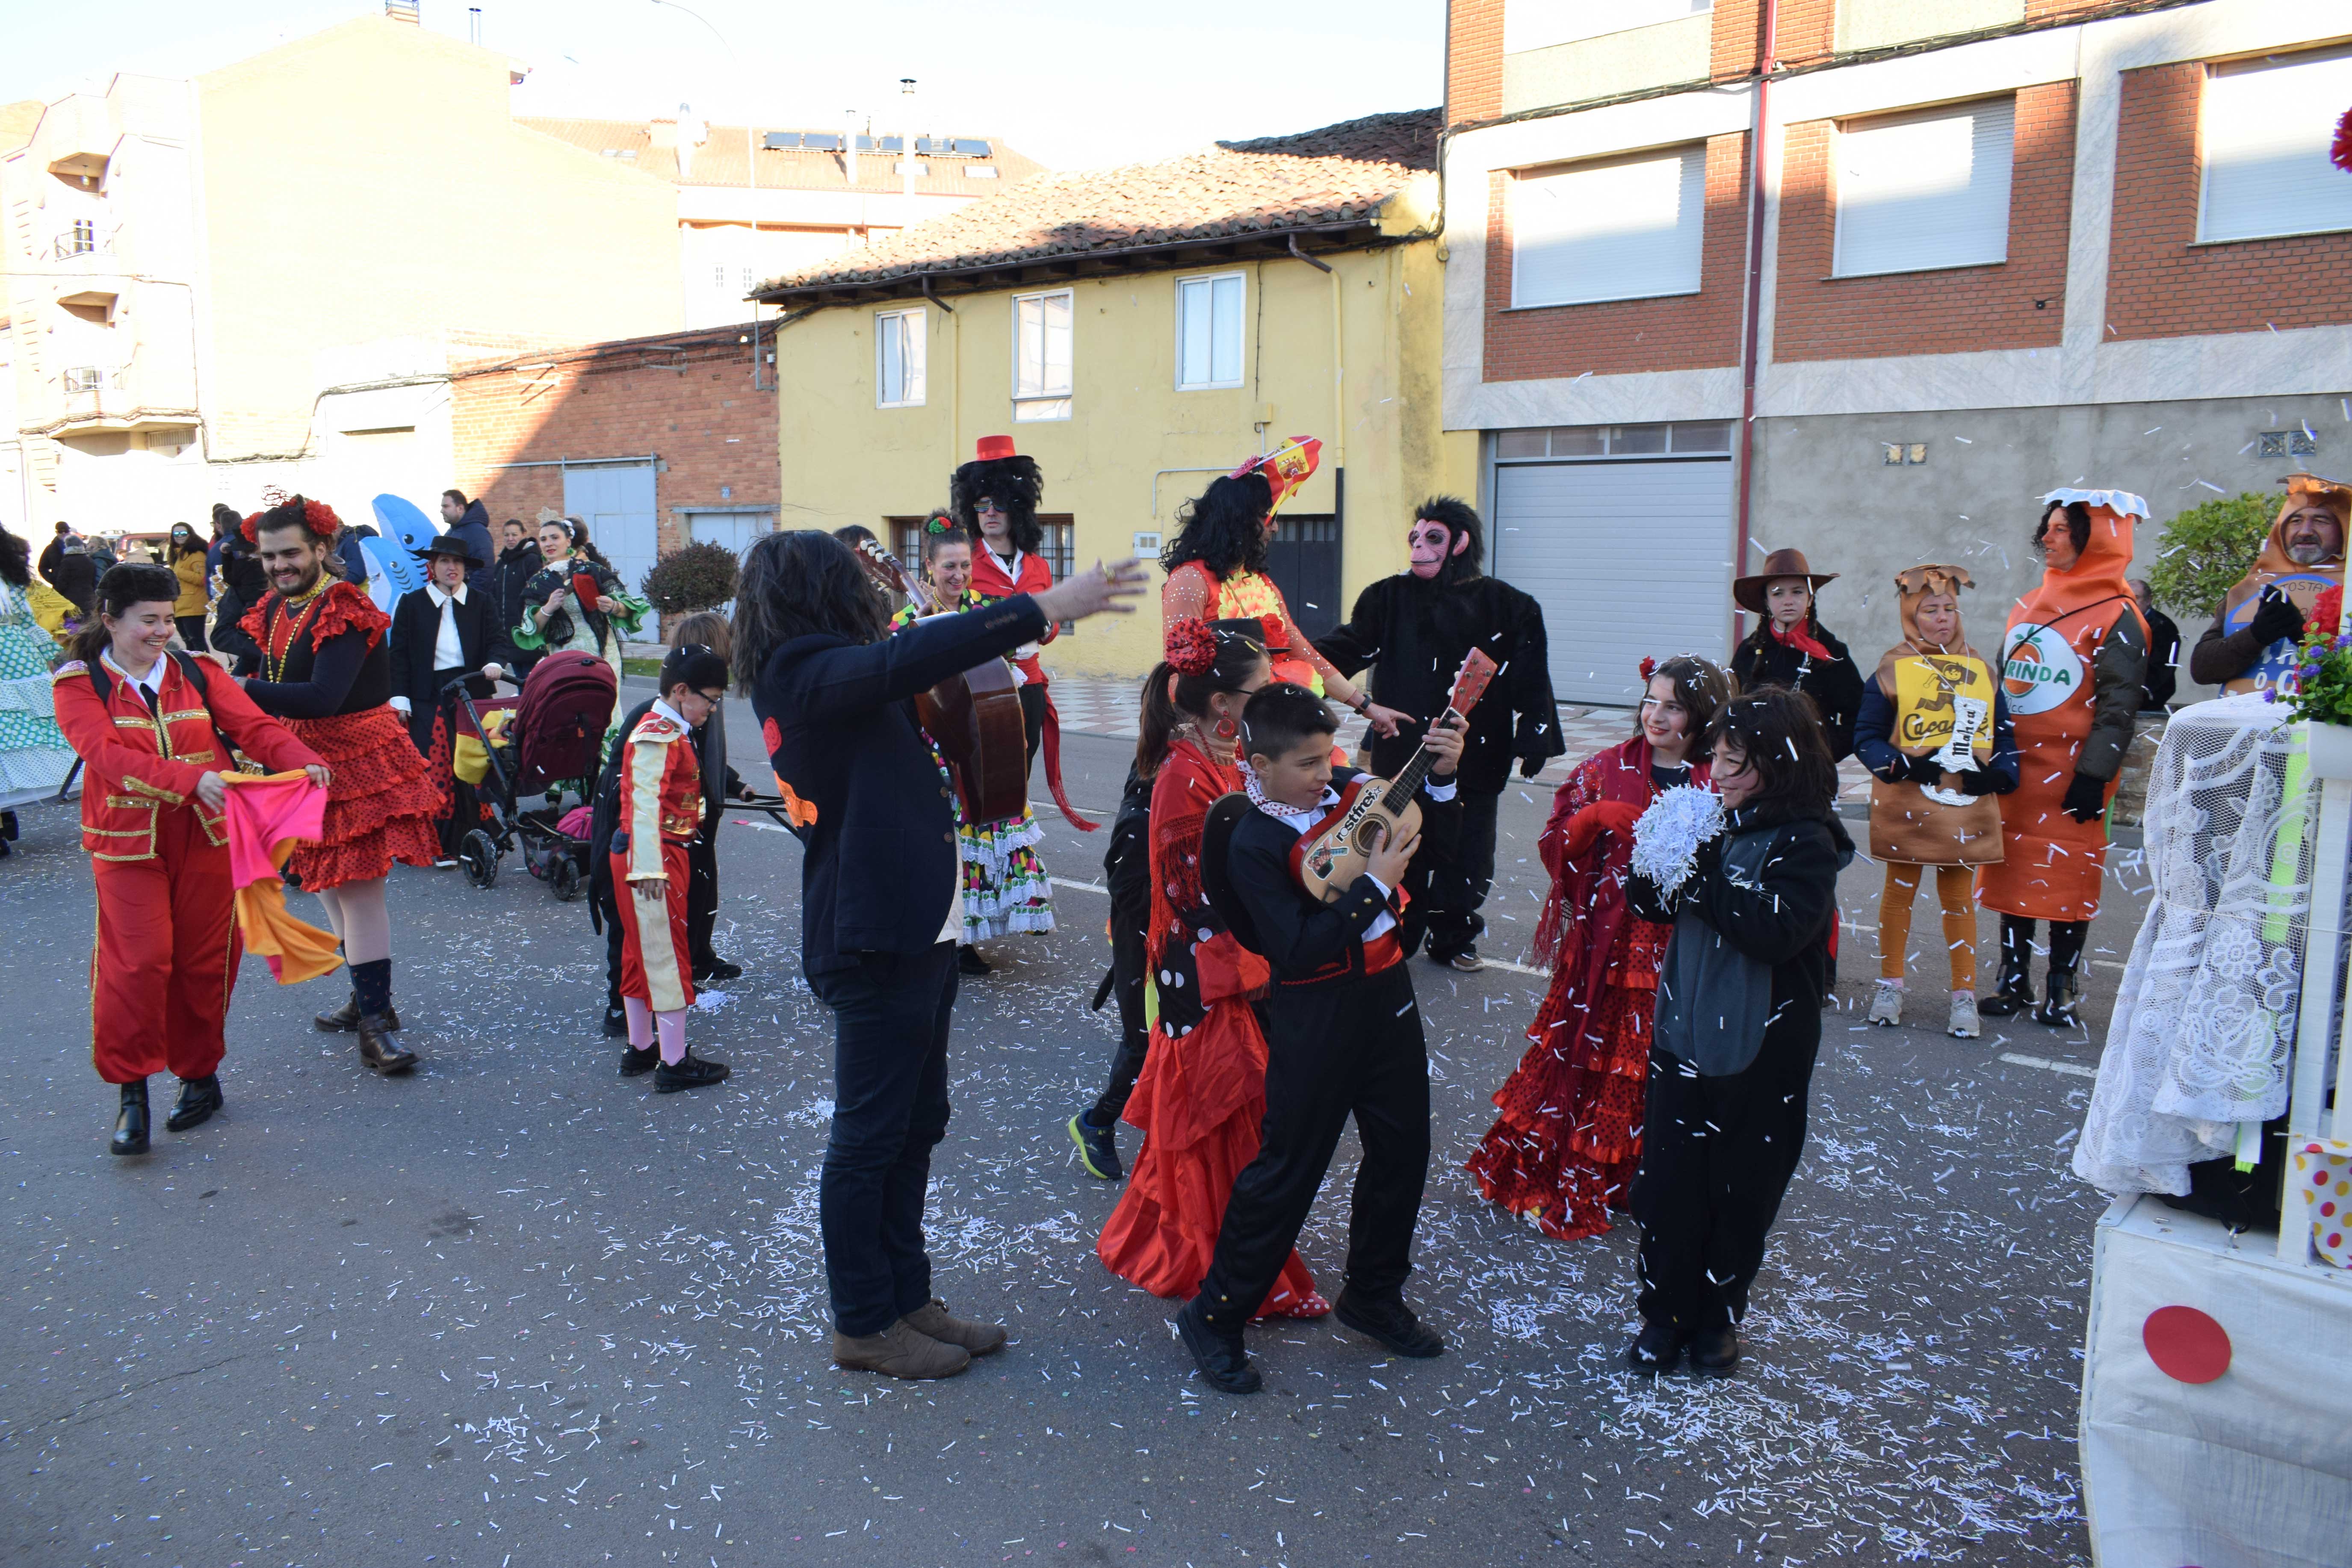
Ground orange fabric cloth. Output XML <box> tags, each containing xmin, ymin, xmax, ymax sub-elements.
<box><xmin>1980</xmin><ymin>500</ymin><xmax>2145</xmax><ymax>922</ymax></box>
<box><xmin>222</xmin><ymin>771</ymin><xmax>344</xmax><ymax>984</ymax></box>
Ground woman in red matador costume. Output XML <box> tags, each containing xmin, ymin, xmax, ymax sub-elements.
<box><xmin>1096</xmin><ymin>615</ymin><xmax>1326</xmax><ymax>1319</ymax></box>
<box><xmin>236</xmin><ymin>494</ymin><xmax>434</xmax><ymax>1075</ymax></box>
<box><xmin>952</xmin><ymin>435</ymin><xmax>1096</xmax><ymax>831</ymax></box>
<box><xmin>1159</xmin><ymin>441</ymin><xmax>1409</xmax><ymax>749</ymax></box>
<box><xmin>1465</xmin><ymin>655</ymin><xmax>1729</xmax><ymax>1240</ymax></box>
<box><xmin>1977</xmin><ymin>488</ymin><xmax>2149</xmax><ymax>1031</ymax></box>
<box><xmin>51</xmin><ymin>562</ymin><xmax>327</xmax><ymax>1155</ymax></box>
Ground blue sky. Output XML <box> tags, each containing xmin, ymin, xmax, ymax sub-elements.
<box><xmin>0</xmin><ymin>0</ymin><xmax>1445</xmax><ymax>169</ymax></box>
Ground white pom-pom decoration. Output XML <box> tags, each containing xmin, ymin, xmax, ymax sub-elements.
<box><xmin>1630</xmin><ymin>784</ymin><xmax>1726</xmax><ymax>894</ymax></box>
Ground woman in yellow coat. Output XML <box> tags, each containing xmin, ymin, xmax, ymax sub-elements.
<box><xmin>168</xmin><ymin>522</ymin><xmax>210</xmax><ymax>651</ymax></box>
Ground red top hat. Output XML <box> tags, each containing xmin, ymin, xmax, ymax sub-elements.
<box><xmin>974</xmin><ymin>435</ymin><xmax>1018</xmax><ymax>461</ymax></box>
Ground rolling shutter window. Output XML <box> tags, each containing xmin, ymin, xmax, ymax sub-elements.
<box><xmin>2199</xmin><ymin>49</ymin><xmax>2352</xmax><ymax>243</ymax></box>
<box><xmin>1832</xmin><ymin>97</ymin><xmax>2014</xmax><ymax>277</ymax></box>
<box><xmin>1512</xmin><ymin>145</ymin><xmax>1705</xmax><ymax>307</ymax></box>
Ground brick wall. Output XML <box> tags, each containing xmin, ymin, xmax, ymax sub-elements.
<box><xmin>1482</xmin><ymin>130</ymin><xmax>1749</xmax><ymax>381</ymax></box>
<box><xmin>1712</xmin><ymin>0</ymin><xmax>1834</xmax><ymax>76</ymax></box>
<box><xmin>449</xmin><ymin>327</ymin><xmax>777</xmax><ymax>559</ymax></box>
<box><xmin>2106</xmin><ymin>62</ymin><xmax>2352</xmax><ymax>340</ymax></box>
<box><xmin>1773</xmin><ymin>81</ymin><xmax>2074</xmax><ymax>363</ymax></box>
<box><xmin>1447</xmin><ymin>0</ymin><xmax>1504</xmax><ymax>125</ymax></box>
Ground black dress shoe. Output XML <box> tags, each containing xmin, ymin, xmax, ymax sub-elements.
<box><xmin>1333</xmin><ymin>1289</ymin><xmax>1445</xmax><ymax>1358</ymax></box>
<box><xmin>165</xmin><ymin>1074</ymin><xmax>223</xmax><ymax>1132</ymax></box>
<box><xmin>317</xmin><ymin>993</ymin><xmax>400</xmax><ymax>1033</ymax></box>
<box><xmin>1175</xmin><ymin>1299</ymin><xmax>1260</xmax><ymax>1394</ymax></box>
<box><xmin>957</xmin><ymin>945</ymin><xmax>993</xmax><ymax>976</ymax></box>
<box><xmin>356</xmin><ymin>1015</ymin><xmax>419</xmax><ymax>1075</ymax></box>
<box><xmin>1624</xmin><ymin>1321</ymin><xmax>1682</xmax><ymax>1374</ymax></box>
<box><xmin>110</xmin><ymin>1079</ymin><xmax>150</xmax><ymax>1157</ymax></box>
<box><xmin>654</xmin><ymin>1048</ymin><xmax>730</xmax><ymax>1093</ymax></box>
<box><xmin>1687</xmin><ymin>1325</ymin><xmax>1740</xmax><ymax>1377</ymax></box>
<box><xmin>619</xmin><ymin>1044</ymin><xmax>658</xmax><ymax>1077</ymax></box>
<box><xmin>693</xmin><ymin>956</ymin><xmax>743</xmax><ymax>983</ymax></box>
<box><xmin>602</xmin><ymin>1004</ymin><xmax>629</xmax><ymax>1039</ymax></box>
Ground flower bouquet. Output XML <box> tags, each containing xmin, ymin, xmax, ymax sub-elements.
<box><xmin>2275</xmin><ymin>585</ymin><xmax>2352</xmax><ymax>723</ymax></box>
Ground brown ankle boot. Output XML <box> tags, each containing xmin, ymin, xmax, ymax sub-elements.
<box><xmin>830</xmin><ymin>1320</ymin><xmax>970</xmax><ymax>1380</ymax></box>
<box><xmin>356</xmin><ymin>1014</ymin><xmax>419</xmax><ymax>1075</ymax></box>
<box><xmin>902</xmin><ymin>1299</ymin><xmax>1008</xmax><ymax>1356</ymax></box>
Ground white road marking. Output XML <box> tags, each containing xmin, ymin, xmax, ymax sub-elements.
<box><xmin>1051</xmin><ymin>877</ymin><xmax>1109</xmax><ymax>895</ymax></box>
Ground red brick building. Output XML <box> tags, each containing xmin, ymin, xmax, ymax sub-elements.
<box><xmin>448</xmin><ymin>325</ymin><xmax>777</xmax><ymax>629</ymax></box>
<box><xmin>1442</xmin><ymin>0</ymin><xmax>2352</xmax><ymax>705</ymax></box>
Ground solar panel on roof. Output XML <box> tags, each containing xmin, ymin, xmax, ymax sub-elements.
<box><xmin>762</xmin><ymin>131</ymin><xmax>801</xmax><ymax>150</ymax></box>
<box><xmin>954</xmin><ymin>139</ymin><xmax>992</xmax><ymax>157</ymax></box>
<box><xmin>854</xmin><ymin>135</ymin><xmax>903</xmax><ymax>153</ymax></box>
<box><xmin>802</xmin><ymin>133</ymin><xmax>842</xmax><ymax>152</ymax></box>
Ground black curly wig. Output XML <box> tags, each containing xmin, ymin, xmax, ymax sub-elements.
<box><xmin>950</xmin><ymin>455</ymin><xmax>1044</xmax><ymax>556</ymax></box>
<box><xmin>1160</xmin><ymin>471</ymin><xmax>1274</xmax><ymax>579</ymax></box>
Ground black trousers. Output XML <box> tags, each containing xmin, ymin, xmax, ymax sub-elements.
<box><xmin>1088</xmin><ymin>814</ymin><xmax>1152</xmax><ymax>1124</ymax></box>
<box><xmin>1631</xmin><ymin>1024</ymin><xmax>1821</xmax><ymax>1336</ymax></box>
<box><xmin>1998</xmin><ymin>915</ymin><xmax>2086</xmax><ymax>980</ymax></box>
<box><xmin>175</xmin><ymin>615</ymin><xmax>209</xmax><ymax>653</ymax></box>
<box><xmin>807</xmin><ymin>943</ymin><xmax>959</xmax><ymax>1336</ymax></box>
<box><xmin>687</xmin><ymin>818</ymin><xmax>720</xmax><ymax>967</ymax></box>
<box><xmin>1018</xmin><ymin>682</ymin><xmax>1047</xmax><ymax>776</ymax></box>
<box><xmin>1422</xmin><ymin>790</ymin><xmax>1500</xmax><ymax>960</ymax></box>
<box><xmin>1194</xmin><ymin>960</ymin><xmax>1430</xmax><ymax>1335</ymax></box>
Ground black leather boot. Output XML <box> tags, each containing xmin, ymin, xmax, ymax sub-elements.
<box><xmin>110</xmin><ymin>1079</ymin><xmax>151</xmax><ymax>1156</ymax></box>
<box><xmin>2033</xmin><ymin>969</ymin><xmax>2082</xmax><ymax>1028</ymax></box>
<box><xmin>1977</xmin><ymin>917</ymin><xmax>2037</xmax><ymax>1017</ymax></box>
<box><xmin>356</xmin><ymin>1015</ymin><xmax>419</xmax><ymax>1075</ymax></box>
<box><xmin>316</xmin><ymin>992</ymin><xmax>400</xmax><ymax>1033</ymax></box>
<box><xmin>166</xmin><ymin>1074</ymin><xmax>224</xmax><ymax>1132</ymax></box>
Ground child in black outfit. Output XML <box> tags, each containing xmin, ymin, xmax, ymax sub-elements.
<box><xmin>1176</xmin><ymin>683</ymin><xmax>1464</xmax><ymax>1394</ymax></box>
<box><xmin>1623</xmin><ymin>686</ymin><xmax>1853</xmax><ymax>1377</ymax></box>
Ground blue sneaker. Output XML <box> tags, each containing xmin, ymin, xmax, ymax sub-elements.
<box><xmin>1068</xmin><ymin>1110</ymin><xmax>1123</xmax><ymax>1180</ymax></box>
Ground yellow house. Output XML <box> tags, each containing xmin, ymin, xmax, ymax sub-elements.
<box><xmin>753</xmin><ymin>109</ymin><xmax>1474</xmax><ymax>679</ymax></box>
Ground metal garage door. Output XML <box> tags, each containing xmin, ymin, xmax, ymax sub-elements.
<box><xmin>564</xmin><ymin>462</ymin><xmax>659</xmax><ymax>640</ymax></box>
<box><xmin>1492</xmin><ymin>446</ymin><xmax>1733</xmax><ymax>707</ymax></box>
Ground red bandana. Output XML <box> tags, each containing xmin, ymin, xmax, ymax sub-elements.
<box><xmin>1770</xmin><ymin>619</ymin><xmax>1834</xmax><ymax>663</ymax></box>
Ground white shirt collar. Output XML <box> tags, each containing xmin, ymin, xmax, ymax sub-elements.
<box><xmin>100</xmin><ymin>646</ymin><xmax>166</xmax><ymax>701</ymax></box>
<box><xmin>651</xmin><ymin>697</ymin><xmax>688</xmax><ymax>730</ymax></box>
<box><xmin>427</xmin><ymin>581</ymin><xmax>468</xmax><ymax>608</ymax></box>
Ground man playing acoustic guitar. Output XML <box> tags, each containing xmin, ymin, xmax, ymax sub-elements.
<box><xmin>1176</xmin><ymin>682</ymin><xmax>1464</xmax><ymax>1394</ymax></box>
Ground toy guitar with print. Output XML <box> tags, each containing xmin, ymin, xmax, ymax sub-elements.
<box><xmin>1288</xmin><ymin>648</ymin><xmax>1497</xmax><ymax>904</ymax></box>
<box><xmin>849</xmin><ymin>537</ymin><xmax>1030</xmax><ymax>824</ymax></box>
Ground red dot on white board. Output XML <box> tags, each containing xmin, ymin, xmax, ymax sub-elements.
<box><xmin>2142</xmin><ymin>1305</ymin><xmax>2230</xmax><ymax>1385</ymax></box>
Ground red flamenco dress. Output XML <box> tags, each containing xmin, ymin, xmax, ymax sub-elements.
<box><xmin>1096</xmin><ymin>735</ymin><xmax>1325</xmax><ymax>1317</ymax></box>
<box><xmin>241</xmin><ymin>580</ymin><xmax>440</xmax><ymax>889</ymax></box>
<box><xmin>1465</xmin><ymin>737</ymin><xmax>1710</xmax><ymax>1240</ymax></box>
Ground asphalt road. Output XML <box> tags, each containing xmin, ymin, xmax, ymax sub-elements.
<box><xmin>0</xmin><ymin>688</ymin><xmax>2137</xmax><ymax>1567</ymax></box>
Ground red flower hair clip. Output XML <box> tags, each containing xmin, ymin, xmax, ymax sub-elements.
<box><xmin>1638</xmin><ymin>656</ymin><xmax>1658</xmax><ymax>682</ymax></box>
<box><xmin>239</xmin><ymin>495</ymin><xmax>343</xmax><ymax>543</ymax></box>
<box><xmin>1166</xmin><ymin>616</ymin><xmax>1218</xmax><ymax>677</ymax></box>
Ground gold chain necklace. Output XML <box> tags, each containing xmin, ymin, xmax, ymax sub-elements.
<box><xmin>263</xmin><ymin>579</ymin><xmax>331</xmax><ymax>685</ymax></box>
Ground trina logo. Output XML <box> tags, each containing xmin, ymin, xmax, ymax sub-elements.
<box><xmin>2000</xmin><ymin>625</ymin><xmax>2083</xmax><ymax>716</ymax></box>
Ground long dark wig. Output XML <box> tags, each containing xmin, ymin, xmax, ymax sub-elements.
<box><xmin>1135</xmin><ymin>618</ymin><xmax>1270</xmax><ymax>779</ymax></box>
<box><xmin>730</xmin><ymin>530</ymin><xmax>888</xmax><ymax>689</ymax></box>
<box><xmin>1161</xmin><ymin>471</ymin><xmax>1274</xmax><ymax>579</ymax></box>
<box><xmin>67</xmin><ymin>562</ymin><xmax>181</xmax><ymax>668</ymax></box>
<box><xmin>949</xmin><ymin>455</ymin><xmax>1044</xmax><ymax>556</ymax></box>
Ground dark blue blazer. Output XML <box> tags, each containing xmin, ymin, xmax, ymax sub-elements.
<box><xmin>753</xmin><ymin>594</ymin><xmax>1048</xmax><ymax>975</ymax></box>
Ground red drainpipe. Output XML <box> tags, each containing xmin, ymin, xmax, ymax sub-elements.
<box><xmin>1733</xmin><ymin>0</ymin><xmax>1780</xmax><ymax>651</ymax></box>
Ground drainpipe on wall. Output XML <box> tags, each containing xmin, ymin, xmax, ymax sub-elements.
<box><xmin>1286</xmin><ymin>231</ymin><xmax>1344</xmax><ymax>547</ymax></box>
<box><xmin>1732</xmin><ymin>0</ymin><xmax>1780</xmax><ymax>652</ymax></box>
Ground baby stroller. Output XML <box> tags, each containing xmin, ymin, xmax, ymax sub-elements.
<box><xmin>446</xmin><ymin>650</ymin><xmax>618</xmax><ymax>899</ymax></box>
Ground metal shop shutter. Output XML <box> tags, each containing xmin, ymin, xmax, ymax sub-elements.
<box><xmin>1493</xmin><ymin>457</ymin><xmax>1733</xmax><ymax>706</ymax></box>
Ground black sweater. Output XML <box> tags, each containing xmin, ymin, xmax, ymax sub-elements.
<box><xmin>1729</xmin><ymin>624</ymin><xmax>1866</xmax><ymax>763</ymax></box>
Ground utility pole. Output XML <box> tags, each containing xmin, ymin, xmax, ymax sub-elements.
<box><xmin>901</xmin><ymin>78</ymin><xmax>917</xmax><ymax>221</ymax></box>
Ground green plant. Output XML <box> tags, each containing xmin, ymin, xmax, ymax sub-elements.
<box><xmin>2281</xmin><ymin>587</ymin><xmax>2352</xmax><ymax>724</ymax></box>
<box><xmin>2146</xmin><ymin>490</ymin><xmax>2281</xmax><ymax>619</ymax></box>
<box><xmin>640</xmin><ymin>541</ymin><xmax>740</xmax><ymax>615</ymax></box>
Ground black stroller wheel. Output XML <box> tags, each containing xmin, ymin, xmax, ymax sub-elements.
<box><xmin>551</xmin><ymin>855</ymin><xmax>585</xmax><ymax>903</ymax></box>
<box><xmin>460</xmin><ymin>829</ymin><xmax>500</xmax><ymax>889</ymax></box>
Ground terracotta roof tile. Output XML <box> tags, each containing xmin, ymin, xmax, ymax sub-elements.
<box><xmin>753</xmin><ymin>107</ymin><xmax>1439</xmax><ymax>298</ymax></box>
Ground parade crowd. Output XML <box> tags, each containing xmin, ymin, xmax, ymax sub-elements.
<box><xmin>1</xmin><ymin>446</ymin><xmax>2343</xmax><ymax>1394</ymax></box>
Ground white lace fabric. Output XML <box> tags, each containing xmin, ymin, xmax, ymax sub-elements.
<box><xmin>2074</xmin><ymin>694</ymin><xmax>2343</xmax><ymax>1194</ymax></box>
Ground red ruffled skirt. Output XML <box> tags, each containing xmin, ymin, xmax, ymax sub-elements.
<box><xmin>284</xmin><ymin>707</ymin><xmax>442</xmax><ymax>890</ymax></box>
<box><xmin>1465</xmin><ymin>952</ymin><xmax>1659</xmax><ymax>1241</ymax></box>
<box><xmin>1098</xmin><ymin>1001</ymin><xmax>1324</xmax><ymax>1318</ymax></box>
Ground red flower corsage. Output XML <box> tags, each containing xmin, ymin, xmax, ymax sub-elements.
<box><xmin>1166</xmin><ymin>615</ymin><xmax>1218</xmax><ymax>677</ymax></box>
<box><xmin>239</xmin><ymin>496</ymin><xmax>342</xmax><ymax>543</ymax></box>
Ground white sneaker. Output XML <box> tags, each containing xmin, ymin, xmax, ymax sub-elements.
<box><xmin>1948</xmin><ymin>990</ymin><xmax>1981</xmax><ymax>1039</ymax></box>
<box><xmin>1867</xmin><ymin>980</ymin><xmax>1903</xmax><ymax>1026</ymax></box>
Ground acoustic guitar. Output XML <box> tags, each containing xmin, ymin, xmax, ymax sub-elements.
<box><xmin>852</xmin><ymin>539</ymin><xmax>1031</xmax><ymax>825</ymax></box>
<box><xmin>1288</xmin><ymin>648</ymin><xmax>1498</xmax><ymax>904</ymax></box>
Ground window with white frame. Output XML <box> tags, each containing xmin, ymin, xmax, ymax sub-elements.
<box><xmin>2199</xmin><ymin>47</ymin><xmax>2352</xmax><ymax>244</ymax></box>
<box><xmin>1511</xmin><ymin>144</ymin><xmax>1705</xmax><ymax>307</ymax></box>
<box><xmin>1012</xmin><ymin>289</ymin><xmax>1073</xmax><ymax>422</ymax></box>
<box><xmin>875</xmin><ymin>307</ymin><xmax>926</xmax><ymax>408</ymax></box>
<box><xmin>1175</xmin><ymin>272</ymin><xmax>1245</xmax><ymax>390</ymax></box>
<box><xmin>1832</xmin><ymin>97</ymin><xmax>2015</xmax><ymax>277</ymax></box>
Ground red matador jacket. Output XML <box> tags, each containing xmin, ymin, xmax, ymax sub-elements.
<box><xmin>622</xmin><ymin>707</ymin><xmax>703</xmax><ymax>881</ymax></box>
<box><xmin>50</xmin><ymin>653</ymin><xmax>323</xmax><ymax>861</ymax></box>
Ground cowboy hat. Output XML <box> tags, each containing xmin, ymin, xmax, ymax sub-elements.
<box><xmin>1733</xmin><ymin>547</ymin><xmax>1838</xmax><ymax>615</ymax></box>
